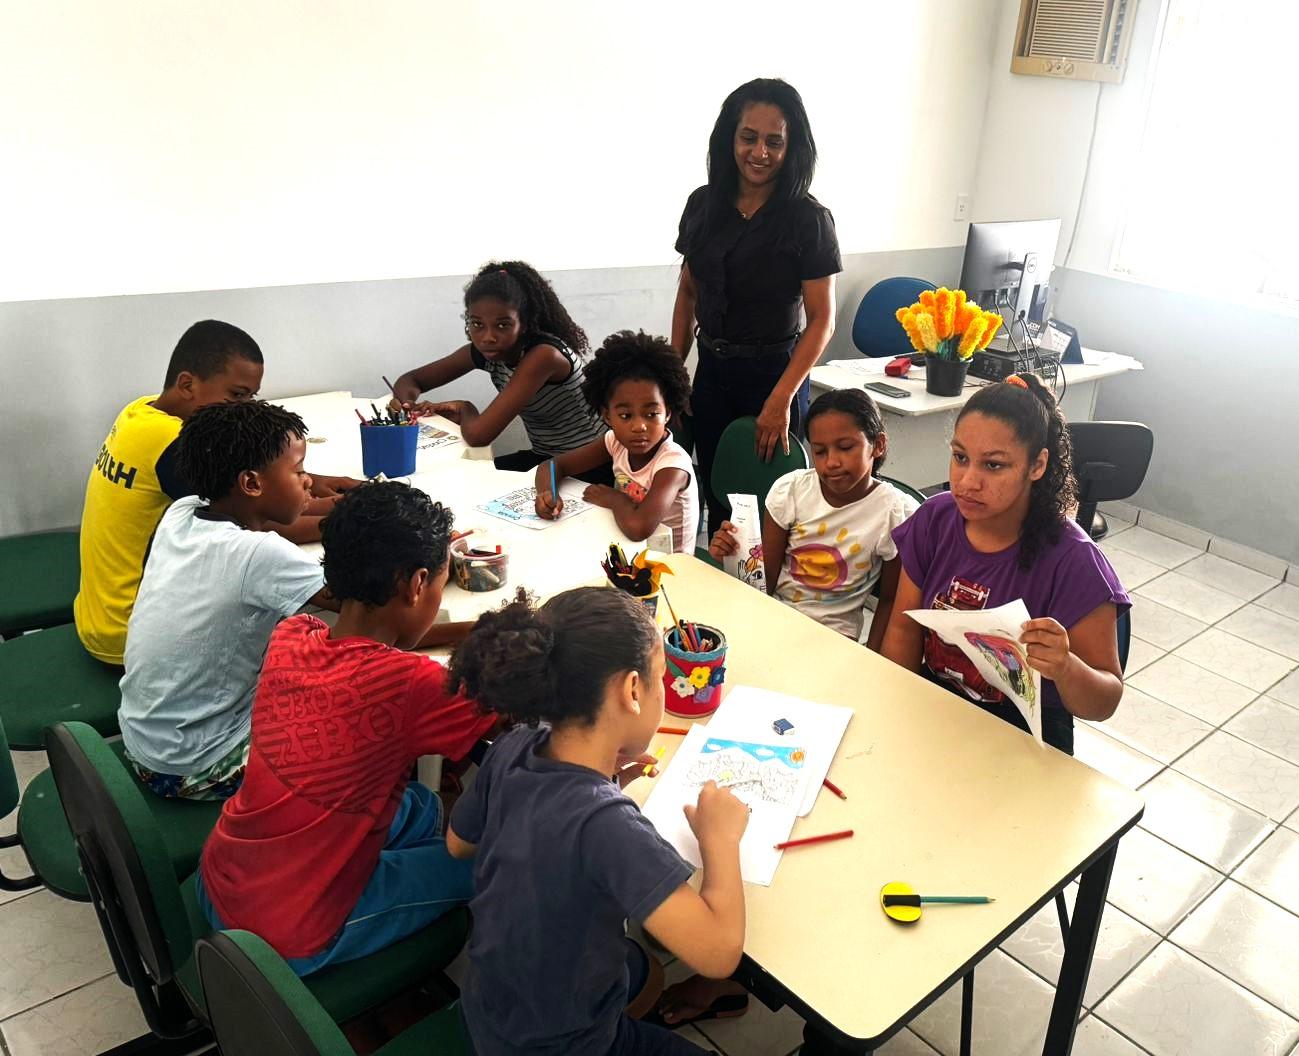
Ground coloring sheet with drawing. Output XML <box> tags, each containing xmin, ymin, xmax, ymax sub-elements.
<box><xmin>723</xmin><ymin>493</ymin><xmax>766</xmax><ymax>593</ymax></box>
<box><xmin>476</xmin><ymin>481</ymin><xmax>593</xmax><ymax>530</ymax></box>
<box><xmin>642</xmin><ymin>726</ymin><xmax>801</xmax><ymax>886</ymax></box>
<box><xmin>417</xmin><ymin>421</ymin><xmax>462</xmax><ymax>452</ymax></box>
<box><xmin>704</xmin><ymin>686</ymin><xmax>852</xmax><ymax>815</ymax></box>
<box><xmin>905</xmin><ymin>599</ymin><xmax>1043</xmax><ymax>745</ymax></box>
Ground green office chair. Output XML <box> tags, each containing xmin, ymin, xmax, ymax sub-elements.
<box><xmin>0</xmin><ymin>529</ymin><xmax>80</xmax><ymax>638</ymax></box>
<box><xmin>0</xmin><ymin>623</ymin><xmax>123</xmax><ymax>749</ymax></box>
<box><xmin>198</xmin><ymin>930</ymin><xmax>469</xmax><ymax>1056</ymax></box>
<box><xmin>45</xmin><ymin>721</ymin><xmax>469</xmax><ymax>1048</ymax></box>
<box><xmin>693</xmin><ymin>416</ymin><xmax>809</xmax><ymax>568</ymax></box>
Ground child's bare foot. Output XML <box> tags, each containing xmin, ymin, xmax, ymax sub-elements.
<box><xmin>655</xmin><ymin>976</ymin><xmax>748</xmax><ymax>1026</ymax></box>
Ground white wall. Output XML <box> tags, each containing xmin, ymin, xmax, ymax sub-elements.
<box><xmin>969</xmin><ymin>0</ymin><xmax>1168</xmax><ymax>271</ymax></box>
<box><xmin>970</xmin><ymin>0</ymin><xmax>1299</xmax><ymax>564</ymax></box>
<box><xmin>1</xmin><ymin>0</ymin><xmax>998</xmax><ymax>303</ymax></box>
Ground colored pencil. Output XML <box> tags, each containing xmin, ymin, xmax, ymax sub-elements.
<box><xmin>658</xmin><ymin>587</ymin><xmax>696</xmax><ymax>652</ymax></box>
<box><xmin>882</xmin><ymin>894</ymin><xmax>996</xmax><ymax>907</ymax></box>
<box><xmin>354</xmin><ymin>409</ymin><xmax>367</xmax><ymax>424</ymax></box>
<box><xmin>687</xmin><ymin>621</ymin><xmax>704</xmax><ymax>652</ymax></box>
<box><xmin>821</xmin><ymin>777</ymin><xmax>847</xmax><ymax>800</ymax></box>
<box><xmin>643</xmin><ymin>745</ymin><xmax>666</xmax><ymax>777</ymax></box>
<box><xmin>549</xmin><ymin>459</ymin><xmax>558</xmax><ymax>502</ymax></box>
<box><xmin>774</xmin><ymin>829</ymin><xmax>854</xmax><ymax>851</ymax></box>
<box><xmin>657</xmin><ymin>726</ymin><xmax>689</xmax><ymax>735</ymax></box>
<box><xmin>382</xmin><ymin>375</ymin><xmax>398</xmax><ymax>397</ymax></box>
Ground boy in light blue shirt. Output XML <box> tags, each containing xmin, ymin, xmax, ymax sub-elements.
<box><xmin>119</xmin><ymin>400</ymin><xmax>335</xmax><ymax>800</ymax></box>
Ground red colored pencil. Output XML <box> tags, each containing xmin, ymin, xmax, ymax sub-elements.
<box><xmin>354</xmin><ymin>408</ymin><xmax>368</xmax><ymax>424</ymax></box>
<box><xmin>822</xmin><ymin>777</ymin><xmax>847</xmax><ymax>800</ymax></box>
<box><xmin>774</xmin><ymin>829</ymin><xmax>854</xmax><ymax>851</ymax></box>
<box><xmin>657</xmin><ymin>726</ymin><xmax>689</xmax><ymax>735</ymax></box>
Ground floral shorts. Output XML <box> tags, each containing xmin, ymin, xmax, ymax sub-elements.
<box><xmin>127</xmin><ymin>735</ymin><xmax>252</xmax><ymax>801</ymax></box>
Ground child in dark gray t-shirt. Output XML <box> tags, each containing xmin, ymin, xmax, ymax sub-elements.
<box><xmin>446</xmin><ymin>587</ymin><xmax>749</xmax><ymax>1056</ymax></box>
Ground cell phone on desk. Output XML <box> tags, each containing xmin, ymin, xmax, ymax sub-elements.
<box><xmin>863</xmin><ymin>382</ymin><xmax>911</xmax><ymax>399</ymax></box>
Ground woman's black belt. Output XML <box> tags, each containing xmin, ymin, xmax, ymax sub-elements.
<box><xmin>696</xmin><ymin>329</ymin><xmax>798</xmax><ymax>360</ymax></box>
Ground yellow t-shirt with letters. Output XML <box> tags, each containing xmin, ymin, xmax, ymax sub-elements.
<box><xmin>74</xmin><ymin>395</ymin><xmax>187</xmax><ymax>664</ymax></box>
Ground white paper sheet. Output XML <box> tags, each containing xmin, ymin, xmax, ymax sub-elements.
<box><xmin>905</xmin><ymin>600</ymin><xmax>1044</xmax><ymax>746</ymax></box>
<box><xmin>476</xmin><ymin>481</ymin><xmax>593</xmax><ymax>530</ymax></box>
<box><xmin>642</xmin><ymin>726</ymin><xmax>800</xmax><ymax>886</ymax></box>
<box><xmin>827</xmin><ymin>357</ymin><xmax>891</xmax><ymax>376</ymax></box>
<box><xmin>705</xmin><ymin>686</ymin><xmax>853</xmax><ymax>815</ymax></box>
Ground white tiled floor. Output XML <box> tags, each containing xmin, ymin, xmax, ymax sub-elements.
<box><xmin>4</xmin><ymin>515</ymin><xmax>1299</xmax><ymax>1055</ymax></box>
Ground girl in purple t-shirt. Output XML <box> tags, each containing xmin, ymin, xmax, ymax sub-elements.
<box><xmin>882</xmin><ymin>374</ymin><xmax>1130</xmax><ymax>753</ymax></box>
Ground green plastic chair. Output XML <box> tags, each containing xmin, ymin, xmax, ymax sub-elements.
<box><xmin>46</xmin><ymin>721</ymin><xmax>469</xmax><ymax>1046</ymax></box>
<box><xmin>0</xmin><ymin>623</ymin><xmax>123</xmax><ymax>749</ymax></box>
<box><xmin>877</xmin><ymin>473</ymin><xmax>928</xmax><ymax>508</ymax></box>
<box><xmin>0</xmin><ymin>529</ymin><xmax>80</xmax><ymax>638</ymax></box>
<box><xmin>709</xmin><ymin>417</ymin><xmax>809</xmax><ymax>520</ymax></box>
<box><xmin>0</xmin><ymin>715</ymin><xmax>41</xmax><ymax>894</ymax></box>
<box><xmin>198</xmin><ymin>930</ymin><xmax>469</xmax><ymax>1056</ymax></box>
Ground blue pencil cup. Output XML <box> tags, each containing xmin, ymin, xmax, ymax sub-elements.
<box><xmin>359</xmin><ymin>423</ymin><xmax>418</xmax><ymax>478</ymax></box>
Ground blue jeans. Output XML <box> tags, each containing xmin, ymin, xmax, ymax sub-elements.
<box><xmin>692</xmin><ymin>343</ymin><xmax>810</xmax><ymax>537</ymax></box>
<box><xmin>197</xmin><ymin>782</ymin><xmax>474</xmax><ymax>976</ymax></box>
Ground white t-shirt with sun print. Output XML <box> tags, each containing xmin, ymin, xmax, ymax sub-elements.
<box><xmin>764</xmin><ymin>470</ymin><xmax>918</xmax><ymax>639</ymax></box>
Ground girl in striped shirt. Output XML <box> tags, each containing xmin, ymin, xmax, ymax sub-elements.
<box><xmin>389</xmin><ymin>260</ymin><xmax>609</xmax><ymax>479</ymax></box>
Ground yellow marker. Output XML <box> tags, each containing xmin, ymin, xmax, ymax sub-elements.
<box><xmin>643</xmin><ymin>745</ymin><xmax>666</xmax><ymax>777</ymax></box>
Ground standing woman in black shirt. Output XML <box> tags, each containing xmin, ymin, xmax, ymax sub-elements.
<box><xmin>673</xmin><ymin>78</ymin><xmax>842</xmax><ymax>535</ymax></box>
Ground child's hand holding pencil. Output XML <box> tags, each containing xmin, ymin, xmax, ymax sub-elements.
<box><xmin>533</xmin><ymin>460</ymin><xmax>564</xmax><ymax>520</ymax></box>
<box><xmin>614</xmin><ymin>749</ymin><xmax>664</xmax><ymax>788</ymax></box>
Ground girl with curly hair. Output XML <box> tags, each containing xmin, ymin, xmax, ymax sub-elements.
<box><xmin>445</xmin><ymin>587</ymin><xmax>747</xmax><ymax>1056</ymax></box>
<box><xmin>388</xmin><ymin>260</ymin><xmax>608</xmax><ymax>478</ymax></box>
<box><xmin>535</xmin><ymin>330</ymin><xmax>698</xmax><ymax>552</ymax></box>
<box><xmin>881</xmin><ymin>373</ymin><xmax>1129</xmax><ymax>754</ymax></box>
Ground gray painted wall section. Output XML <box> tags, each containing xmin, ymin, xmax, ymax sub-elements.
<box><xmin>1056</xmin><ymin>268</ymin><xmax>1299</xmax><ymax>564</ymax></box>
<box><xmin>1</xmin><ymin>246</ymin><xmax>963</xmax><ymax>537</ymax></box>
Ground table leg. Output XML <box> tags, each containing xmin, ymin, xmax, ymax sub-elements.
<box><xmin>1042</xmin><ymin>843</ymin><xmax>1118</xmax><ymax>1055</ymax></box>
<box><xmin>960</xmin><ymin>971</ymin><xmax>974</xmax><ymax>1056</ymax></box>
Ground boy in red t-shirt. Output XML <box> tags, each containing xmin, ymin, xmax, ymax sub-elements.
<box><xmin>196</xmin><ymin>481</ymin><xmax>496</xmax><ymax>974</ymax></box>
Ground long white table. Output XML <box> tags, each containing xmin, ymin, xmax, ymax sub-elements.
<box><xmin>275</xmin><ymin>390</ymin><xmax>639</xmax><ymax>622</ymax></box>
<box><xmin>810</xmin><ymin>351</ymin><xmax>1142</xmax><ymax>490</ymax></box>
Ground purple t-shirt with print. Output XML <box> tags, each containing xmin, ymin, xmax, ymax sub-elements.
<box><xmin>892</xmin><ymin>491</ymin><xmax>1130</xmax><ymax>716</ymax></box>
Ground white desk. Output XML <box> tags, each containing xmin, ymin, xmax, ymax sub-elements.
<box><xmin>809</xmin><ymin>352</ymin><xmax>1142</xmax><ymax>490</ymax></box>
<box><xmin>276</xmin><ymin>391</ymin><xmax>638</xmax><ymax>623</ymax></box>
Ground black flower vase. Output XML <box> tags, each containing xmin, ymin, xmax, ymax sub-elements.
<box><xmin>925</xmin><ymin>356</ymin><xmax>968</xmax><ymax>397</ymax></box>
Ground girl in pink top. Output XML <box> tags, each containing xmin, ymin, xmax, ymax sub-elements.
<box><xmin>536</xmin><ymin>331</ymin><xmax>698</xmax><ymax>552</ymax></box>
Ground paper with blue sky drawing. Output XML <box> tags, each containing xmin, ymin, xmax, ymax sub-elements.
<box><xmin>705</xmin><ymin>685</ymin><xmax>852</xmax><ymax>815</ymax></box>
<box><xmin>642</xmin><ymin>725</ymin><xmax>802</xmax><ymax>885</ymax></box>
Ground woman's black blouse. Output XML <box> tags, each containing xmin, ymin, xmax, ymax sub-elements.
<box><xmin>675</xmin><ymin>186</ymin><xmax>842</xmax><ymax>345</ymax></box>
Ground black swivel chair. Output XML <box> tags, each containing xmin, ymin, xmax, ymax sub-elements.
<box><xmin>1068</xmin><ymin>422</ymin><xmax>1154</xmax><ymax>543</ymax></box>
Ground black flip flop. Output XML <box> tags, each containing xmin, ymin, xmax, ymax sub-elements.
<box><xmin>641</xmin><ymin>992</ymin><xmax>750</xmax><ymax>1030</ymax></box>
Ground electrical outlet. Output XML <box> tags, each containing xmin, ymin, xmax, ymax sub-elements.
<box><xmin>954</xmin><ymin>194</ymin><xmax>971</xmax><ymax>221</ymax></box>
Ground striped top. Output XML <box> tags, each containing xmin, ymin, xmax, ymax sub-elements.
<box><xmin>470</xmin><ymin>333</ymin><xmax>606</xmax><ymax>456</ymax></box>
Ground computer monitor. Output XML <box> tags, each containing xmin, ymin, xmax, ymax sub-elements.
<box><xmin>959</xmin><ymin>219</ymin><xmax>1061</xmax><ymax>333</ymax></box>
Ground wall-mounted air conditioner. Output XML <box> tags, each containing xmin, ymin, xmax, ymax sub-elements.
<box><xmin>1012</xmin><ymin>0</ymin><xmax>1138</xmax><ymax>84</ymax></box>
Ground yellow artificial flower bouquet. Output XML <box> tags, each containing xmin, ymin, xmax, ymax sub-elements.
<box><xmin>895</xmin><ymin>288</ymin><xmax>1003</xmax><ymax>361</ymax></box>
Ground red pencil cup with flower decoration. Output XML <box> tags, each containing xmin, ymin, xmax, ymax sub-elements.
<box><xmin>662</xmin><ymin>624</ymin><xmax>727</xmax><ymax>718</ymax></box>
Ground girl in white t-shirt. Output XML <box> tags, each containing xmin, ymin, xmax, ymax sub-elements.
<box><xmin>708</xmin><ymin>389</ymin><xmax>916</xmax><ymax>645</ymax></box>
<box><xmin>535</xmin><ymin>331</ymin><xmax>698</xmax><ymax>552</ymax></box>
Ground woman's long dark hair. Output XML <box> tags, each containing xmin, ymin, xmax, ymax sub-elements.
<box><xmin>957</xmin><ymin>373</ymin><xmax>1077</xmax><ymax>570</ymax></box>
<box><xmin>679</xmin><ymin>78</ymin><xmax>818</xmax><ymax>256</ymax></box>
